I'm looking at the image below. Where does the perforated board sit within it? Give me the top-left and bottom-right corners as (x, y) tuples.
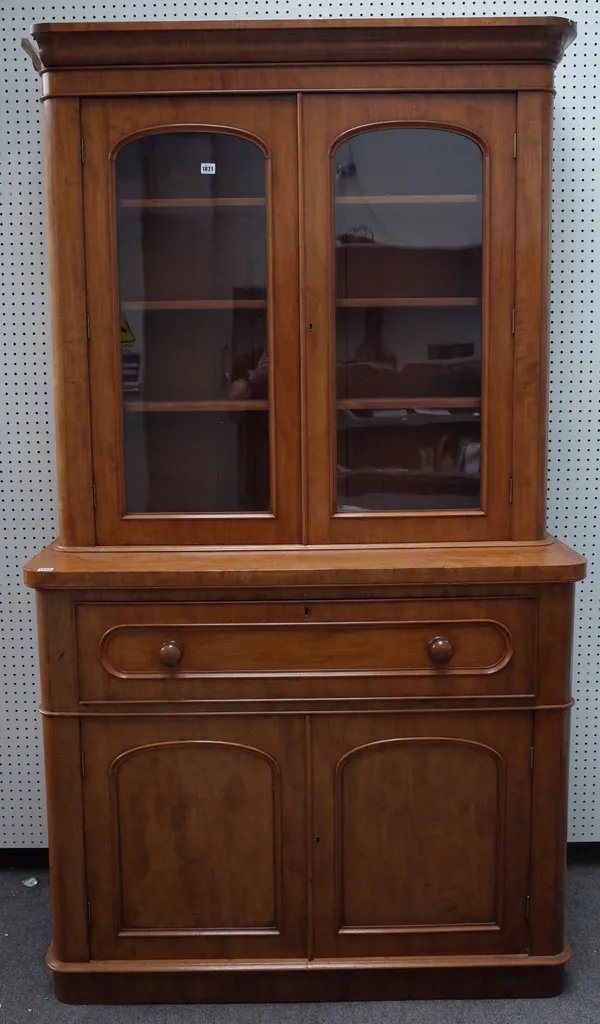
(0, 0), (596, 845)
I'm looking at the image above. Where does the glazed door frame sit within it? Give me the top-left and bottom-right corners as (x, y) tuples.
(81, 715), (307, 960)
(82, 96), (301, 545)
(311, 711), (533, 958)
(302, 93), (516, 544)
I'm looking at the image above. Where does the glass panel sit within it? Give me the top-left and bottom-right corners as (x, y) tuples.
(337, 408), (481, 512)
(124, 410), (269, 514)
(334, 128), (483, 512)
(116, 132), (270, 514)
(336, 307), (481, 400)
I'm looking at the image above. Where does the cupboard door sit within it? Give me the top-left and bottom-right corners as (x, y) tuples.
(311, 712), (532, 958)
(82, 97), (301, 544)
(303, 94), (515, 543)
(82, 716), (307, 960)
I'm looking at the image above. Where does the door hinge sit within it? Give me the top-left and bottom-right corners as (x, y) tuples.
(80, 137), (85, 164)
(525, 894), (531, 921)
(80, 752), (86, 779)
(86, 312), (91, 341)
(92, 484), (97, 509)
(511, 308), (516, 335)
(513, 133), (517, 159)
(87, 900), (92, 926)
(530, 746), (535, 772)
(508, 475), (514, 504)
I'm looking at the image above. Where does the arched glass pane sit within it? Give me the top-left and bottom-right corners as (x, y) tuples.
(116, 132), (270, 514)
(334, 128), (483, 513)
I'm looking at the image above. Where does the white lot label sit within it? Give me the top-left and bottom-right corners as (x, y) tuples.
(201, 163), (216, 174)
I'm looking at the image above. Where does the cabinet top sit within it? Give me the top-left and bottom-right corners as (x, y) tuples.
(24, 538), (586, 590)
(31, 17), (576, 70)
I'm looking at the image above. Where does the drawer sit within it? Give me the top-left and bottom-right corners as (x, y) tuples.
(75, 598), (537, 703)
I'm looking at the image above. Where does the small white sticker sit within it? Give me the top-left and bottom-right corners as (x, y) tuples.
(36, 567), (54, 572)
(201, 163), (216, 175)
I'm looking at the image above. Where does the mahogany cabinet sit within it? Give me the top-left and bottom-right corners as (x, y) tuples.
(24, 16), (585, 1004)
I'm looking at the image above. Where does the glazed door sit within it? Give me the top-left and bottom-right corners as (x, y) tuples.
(311, 712), (532, 957)
(81, 716), (307, 960)
(303, 95), (516, 543)
(82, 97), (301, 544)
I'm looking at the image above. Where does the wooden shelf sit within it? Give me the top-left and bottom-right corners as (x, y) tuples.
(338, 468), (481, 495)
(337, 397), (481, 410)
(121, 300), (266, 311)
(120, 197), (266, 209)
(335, 194), (480, 205)
(123, 400), (269, 413)
(337, 297), (481, 308)
(339, 469), (479, 481)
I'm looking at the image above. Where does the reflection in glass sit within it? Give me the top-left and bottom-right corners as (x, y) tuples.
(337, 408), (481, 512)
(124, 410), (270, 514)
(334, 128), (483, 512)
(116, 132), (270, 514)
(336, 307), (481, 400)
(119, 309), (268, 403)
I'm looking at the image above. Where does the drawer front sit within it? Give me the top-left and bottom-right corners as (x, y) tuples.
(76, 598), (536, 702)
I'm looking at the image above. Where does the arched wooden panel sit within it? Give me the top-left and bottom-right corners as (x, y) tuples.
(81, 716), (307, 961)
(312, 713), (532, 958)
(336, 737), (503, 931)
(110, 740), (281, 933)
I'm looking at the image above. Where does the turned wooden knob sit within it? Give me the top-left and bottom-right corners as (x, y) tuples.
(158, 640), (183, 668)
(427, 636), (454, 664)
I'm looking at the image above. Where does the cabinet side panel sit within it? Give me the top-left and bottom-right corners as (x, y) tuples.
(529, 709), (570, 955)
(512, 91), (553, 540)
(42, 715), (89, 962)
(44, 98), (95, 545)
(36, 591), (79, 712)
(37, 592), (89, 960)
(529, 585), (573, 953)
(536, 583), (575, 706)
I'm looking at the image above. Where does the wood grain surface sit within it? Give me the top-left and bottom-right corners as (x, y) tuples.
(26, 16), (581, 1005)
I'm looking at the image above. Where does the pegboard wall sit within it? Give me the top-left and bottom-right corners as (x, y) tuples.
(0, 1), (597, 846)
